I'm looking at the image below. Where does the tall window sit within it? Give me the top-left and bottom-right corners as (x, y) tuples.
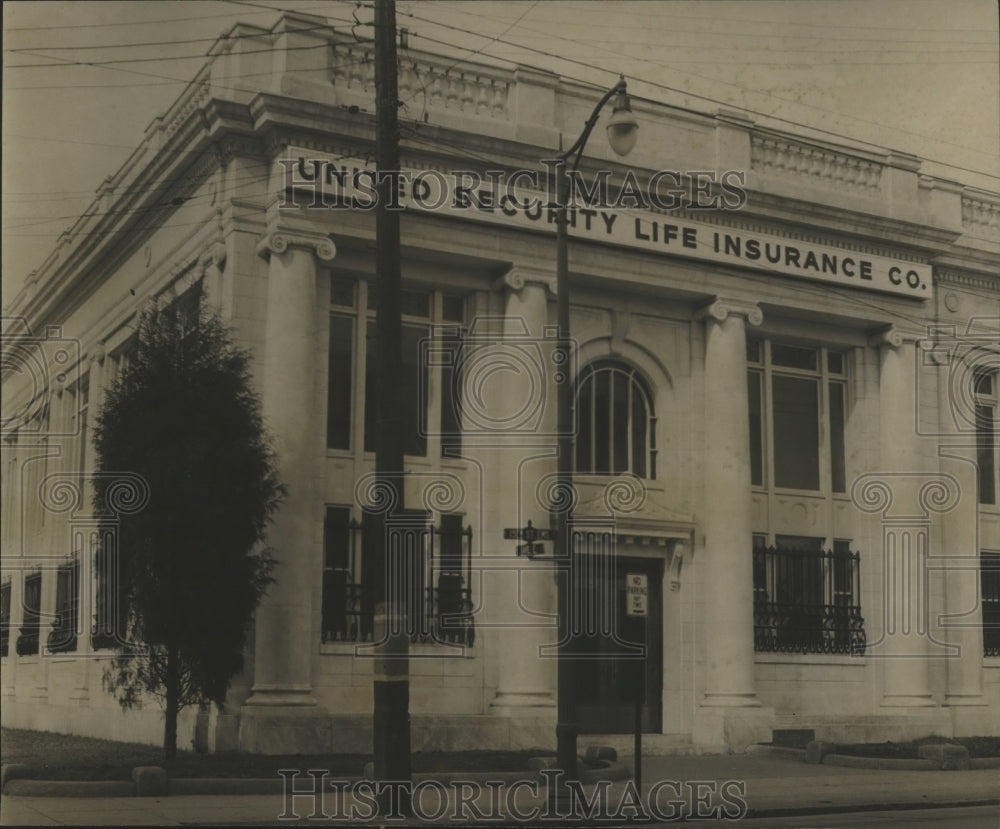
(48, 560), (79, 653)
(92, 531), (125, 650)
(0, 581), (11, 658)
(575, 361), (656, 478)
(748, 341), (846, 492)
(320, 508), (474, 646)
(16, 573), (42, 657)
(752, 534), (865, 655)
(975, 370), (998, 505)
(982, 552), (1000, 658)
(75, 379), (89, 471)
(326, 276), (464, 455)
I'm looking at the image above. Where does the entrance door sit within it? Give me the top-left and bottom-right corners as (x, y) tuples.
(575, 555), (663, 733)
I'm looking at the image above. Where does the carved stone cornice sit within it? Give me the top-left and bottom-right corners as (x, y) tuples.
(695, 297), (763, 327)
(492, 265), (556, 295)
(255, 231), (337, 262)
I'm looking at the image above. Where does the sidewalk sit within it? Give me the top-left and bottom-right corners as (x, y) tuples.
(1, 752), (997, 825)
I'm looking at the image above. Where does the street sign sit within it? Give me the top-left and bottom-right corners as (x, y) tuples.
(516, 542), (545, 558)
(626, 572), (648, 617)
(503, 519), (556, 543)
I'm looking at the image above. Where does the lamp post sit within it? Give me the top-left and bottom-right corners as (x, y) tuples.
(552, 77), (638, 791)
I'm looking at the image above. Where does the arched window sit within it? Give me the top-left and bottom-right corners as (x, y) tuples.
(575, 361), (656, 478)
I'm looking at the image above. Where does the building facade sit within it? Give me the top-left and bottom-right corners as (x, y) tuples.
(2, 12), (999, 754)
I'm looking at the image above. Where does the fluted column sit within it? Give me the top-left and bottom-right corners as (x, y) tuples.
(699, 298), (762, 708)
(245, 231), (335, 707)
(487, 268), (559, 718)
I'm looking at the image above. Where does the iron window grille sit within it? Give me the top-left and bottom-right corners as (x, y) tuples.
(321, 509), (475, 646)
(16, 573), (42, 657)
(48, 559), (80, 654)
(92, 529), (125, 650)
(0, 581), (11, 658)
(982, 552), (1000, 657)
(753, 542), (866, 655)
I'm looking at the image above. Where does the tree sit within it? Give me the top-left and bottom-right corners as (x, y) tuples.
(93, 292), (284, 761)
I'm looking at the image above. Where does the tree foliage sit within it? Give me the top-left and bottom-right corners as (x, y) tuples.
(92, 292), (283, 760)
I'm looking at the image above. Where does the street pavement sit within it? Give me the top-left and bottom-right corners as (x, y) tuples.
(1, 752), (997, 826)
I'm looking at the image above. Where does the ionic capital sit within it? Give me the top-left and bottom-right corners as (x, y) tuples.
(696, 298), (763, 327)
(492, 265), (556, 296)
(868, 325), (905, 349)
(255, 231), (336, 262)
(199, 241), (227, 273)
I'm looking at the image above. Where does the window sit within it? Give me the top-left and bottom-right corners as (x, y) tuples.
(753, 535), (865, 655)
(47, 561), (79, 653)
(575, 361), (656, 478)
(326, 276), (464, 456)
(983, 552), (1000, 657)
(0, 582), (10, 658)
(16, 573), (42, 656)
(975, 370), (998, 505)
(748, 341), (846, 492)
(92, 532), (126, 650)
(321, 507), (370, 643)
(320, 508), (474, 646)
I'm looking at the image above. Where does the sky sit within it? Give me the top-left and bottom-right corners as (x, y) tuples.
(3, 0), (999, 305)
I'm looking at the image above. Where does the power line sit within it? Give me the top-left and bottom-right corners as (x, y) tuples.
(2, 2), (332, 32)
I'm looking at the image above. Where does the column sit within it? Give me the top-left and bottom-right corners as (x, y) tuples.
(940, 449), (985, 708)
(486, 268), (559, 720)
(858, 331), (943, 706)
(198, 242), (228, 318)
(244, 230), (335, 708)
(698, 298), (762, 709)
(934, 339), (985, 710)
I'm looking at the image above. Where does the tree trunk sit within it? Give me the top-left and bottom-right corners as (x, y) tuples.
(164, 643), (179, 763)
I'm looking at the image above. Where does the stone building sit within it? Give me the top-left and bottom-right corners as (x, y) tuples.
(2, 12), (999, 754)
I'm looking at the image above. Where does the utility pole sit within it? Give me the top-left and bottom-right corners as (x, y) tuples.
(372, 0), (410, 814)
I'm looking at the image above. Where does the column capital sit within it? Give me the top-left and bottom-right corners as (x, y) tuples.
(696, 297), (763, 327)
(255, 230), (336, 262)
(199, 241), (227, 273)
(868, 325), (905, 349)
(89, 342), (106, 367)
(492, 265), (556, 296)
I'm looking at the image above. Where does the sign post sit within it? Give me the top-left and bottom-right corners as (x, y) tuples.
(625, 572), (648, 796)
(503, 520), (556, 560)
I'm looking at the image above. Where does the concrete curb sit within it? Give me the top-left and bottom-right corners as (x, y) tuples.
(4, 779), (136, 798)
(1, 763), (632, 798)
(744, 799), (1000, 820)
(822, 754), (1000, 771)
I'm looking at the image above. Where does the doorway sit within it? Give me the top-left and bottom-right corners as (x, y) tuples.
(574, 555), (663, 733)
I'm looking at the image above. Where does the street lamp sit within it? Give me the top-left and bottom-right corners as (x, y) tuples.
(552, 76), (638, 790)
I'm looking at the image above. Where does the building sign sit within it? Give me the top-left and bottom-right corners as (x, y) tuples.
(278, 152), (931, 300)
(626, 573), (648, 618)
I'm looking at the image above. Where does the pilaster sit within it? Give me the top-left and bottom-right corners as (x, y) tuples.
(244, 229), (335, 711)
(486, 265), (558, 720)
(696, 298), (763, 709)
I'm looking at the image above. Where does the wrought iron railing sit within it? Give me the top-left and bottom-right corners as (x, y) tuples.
(321, 515), (475, 647)
(753, 545), (866, 656)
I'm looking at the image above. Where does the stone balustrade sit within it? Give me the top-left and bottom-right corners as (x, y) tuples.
(751, 134), (883, 193)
